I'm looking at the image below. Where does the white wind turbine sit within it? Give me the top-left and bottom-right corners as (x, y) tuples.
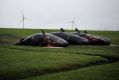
(69, 17), (76, 30)
(19, 10), (31, 29)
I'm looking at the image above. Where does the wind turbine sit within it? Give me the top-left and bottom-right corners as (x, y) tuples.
(70, 17), (76, 30)
(19, 10), (31, 29)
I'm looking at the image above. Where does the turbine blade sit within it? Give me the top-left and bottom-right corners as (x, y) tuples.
(74, 22), (77, 26)
(24, 18), (32, 21)
(18, 19), (23, 25)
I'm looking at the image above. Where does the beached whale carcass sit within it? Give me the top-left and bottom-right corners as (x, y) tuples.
(71, 28), (111, 45)
(51, 28), (89, 45)
(16, 32), (69, 47)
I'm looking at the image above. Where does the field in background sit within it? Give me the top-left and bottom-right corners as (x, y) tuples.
(0, 28), (119, 45)
(0, 28), (119, 80)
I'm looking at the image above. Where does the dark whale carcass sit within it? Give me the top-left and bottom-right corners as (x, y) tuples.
(51, 28), (89, 45)
(72, 28), (111, 45)
(16, 33), (69, 47)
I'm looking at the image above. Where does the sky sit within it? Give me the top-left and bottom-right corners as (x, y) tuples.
(0, 0), (119, 30)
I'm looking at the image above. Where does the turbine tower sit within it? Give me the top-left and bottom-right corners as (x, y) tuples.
(70, 17), (76, 30)
(19, 10), (31, 29)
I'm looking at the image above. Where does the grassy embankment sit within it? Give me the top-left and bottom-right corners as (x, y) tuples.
(0, 28), (119, 80)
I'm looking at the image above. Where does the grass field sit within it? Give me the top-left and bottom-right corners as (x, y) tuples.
(0, 28), (119, 80)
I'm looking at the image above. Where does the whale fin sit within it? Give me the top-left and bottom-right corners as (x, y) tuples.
(60, 28), (65, 32)
(75, 28), (80, 33)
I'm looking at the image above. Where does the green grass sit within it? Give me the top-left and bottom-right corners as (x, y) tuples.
(0, 46), (108, 79)
(0, 28), (119, 80)
(0, 28), (119, 44)
(22, 61), (119, 80)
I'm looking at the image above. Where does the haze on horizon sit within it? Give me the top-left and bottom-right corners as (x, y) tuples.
(0, 0), (119, 31)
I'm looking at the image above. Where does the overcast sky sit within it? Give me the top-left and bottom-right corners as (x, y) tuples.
(0, 0), (119, 30)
